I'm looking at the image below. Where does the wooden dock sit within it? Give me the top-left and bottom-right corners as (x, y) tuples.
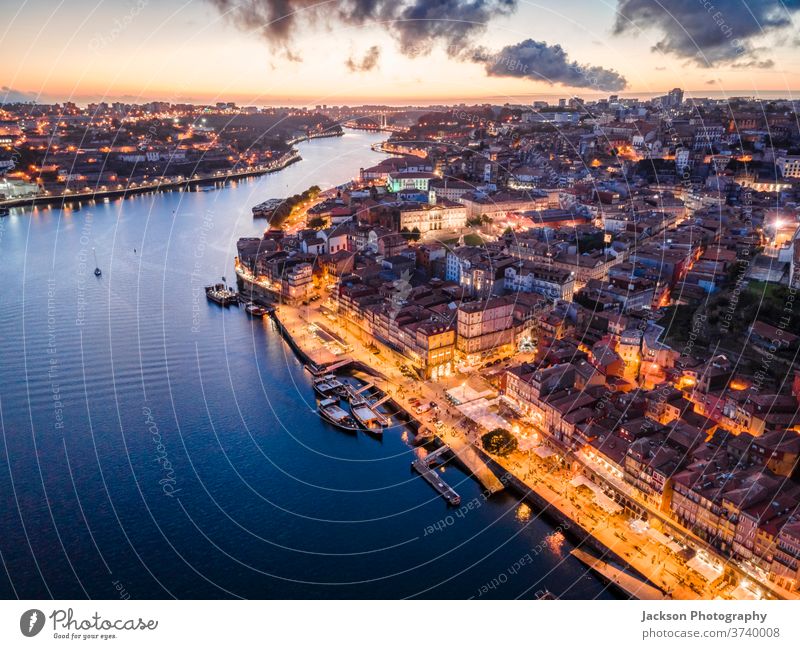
(571, 548), (667, 600)
(317, 357), (353, 375)
(355, 382), (375, 394)
(412, 446), (461, 506)
(371, 393), (392, 408)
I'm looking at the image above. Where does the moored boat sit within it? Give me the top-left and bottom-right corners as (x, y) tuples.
(245, 302), (268, 316)
(318, 398), (358, 430)
(313, 377), (337, 398)
(321, 374), (348, 396)
(351, 403), (384, 432)
(313, 374), (346, 398)
(205, 283), (239, 306)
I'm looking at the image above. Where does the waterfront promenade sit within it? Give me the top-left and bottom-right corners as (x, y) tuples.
(270, 303), (506, 494)
(0, 152), (302, 210)
(266, 297), (785, 600)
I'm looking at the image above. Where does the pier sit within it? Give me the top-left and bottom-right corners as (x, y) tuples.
(371, 393), (392, 408)
(412, 445), (461, 506)
(319, 358), (354, 374)
(571, 548), (667, 600)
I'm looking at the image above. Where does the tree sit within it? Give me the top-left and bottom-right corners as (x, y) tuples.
(481, 428), (518, 456)
(307, 216), (326, 229)
(401, 226), (421, 242)
(466, 215), (483, 227)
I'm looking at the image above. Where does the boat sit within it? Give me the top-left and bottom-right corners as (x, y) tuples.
(252, 198), (284, 219)
(319, 374), (348, 396)
(245, 303), (268, 317)
(318, 398), (358, 430)
(313, 379), (337, 398)
(205, 283), (239, 306)
(535, 589), (557, 600)
(351, 403), (384, 432)
(93, 247), (102, 277)
(345, 384), (367, 407)
(313, 375), (346, 398)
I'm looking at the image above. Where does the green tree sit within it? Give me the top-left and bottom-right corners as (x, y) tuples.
(481, 428), (518, 456)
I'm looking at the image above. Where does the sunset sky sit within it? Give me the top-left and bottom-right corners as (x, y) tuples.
(3, 0), (800, 106)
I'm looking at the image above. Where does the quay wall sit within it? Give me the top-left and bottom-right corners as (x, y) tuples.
(2, 153), (302, 211)
(266, 302), (640, 580)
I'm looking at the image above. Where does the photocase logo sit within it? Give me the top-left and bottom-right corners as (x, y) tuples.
(20, 609), (45, 637)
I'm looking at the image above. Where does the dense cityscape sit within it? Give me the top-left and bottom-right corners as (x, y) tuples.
(4, 85), (800, 605)
(226, 89), (800, 599)
(6, 5), (800, 640)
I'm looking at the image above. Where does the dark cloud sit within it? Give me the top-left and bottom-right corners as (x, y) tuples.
(206, 0), (621, 90)
(731, 58), (775, 69)
(614, 0), (800, 66)
(390, 0), (516, 57)
(471, 39), (627, 91)
(206, 0), (516, 58)
(345, 45), (381, 72)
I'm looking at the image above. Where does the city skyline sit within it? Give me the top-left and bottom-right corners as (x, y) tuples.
(3, 0), (800, 105)
(5, 0), (800, 623)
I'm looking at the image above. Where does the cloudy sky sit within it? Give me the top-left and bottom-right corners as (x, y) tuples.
(2, 0), (800, 105)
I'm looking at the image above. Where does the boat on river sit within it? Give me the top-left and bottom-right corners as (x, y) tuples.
(245, 302), (268, 317)
(318, 398), (358, 430)
(205, 283), (239, 306)
(313, 374), (347, 398)
(351, 403), (384, 432)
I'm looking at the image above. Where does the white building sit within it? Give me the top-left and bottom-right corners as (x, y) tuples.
(399, 202), (466, 234)
(777, 156), (800, 179)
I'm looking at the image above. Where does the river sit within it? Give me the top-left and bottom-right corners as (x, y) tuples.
(0, 129), (613, 599)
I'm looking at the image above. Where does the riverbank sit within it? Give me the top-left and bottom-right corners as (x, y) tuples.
(266, 299), (657, 591)
(264, 301), (506, 494)
(286, 128), (344, 146)
(5, 126), (581, 600)
(256, 293), (793, 600)
(0, 151), (302, 211)
(370, 141), (428, 158)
